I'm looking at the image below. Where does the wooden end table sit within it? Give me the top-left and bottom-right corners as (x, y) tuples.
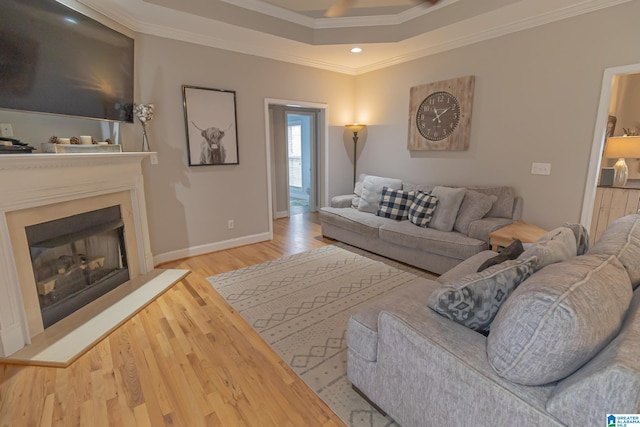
(489, 221), (547, 252)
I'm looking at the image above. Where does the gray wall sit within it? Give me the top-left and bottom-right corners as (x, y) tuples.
(4, 1), (640, 261)
(352, 1), (640, 230)
(135, 34), (354, 259)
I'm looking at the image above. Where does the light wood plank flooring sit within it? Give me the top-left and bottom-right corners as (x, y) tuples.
(0, 213), (346, 427)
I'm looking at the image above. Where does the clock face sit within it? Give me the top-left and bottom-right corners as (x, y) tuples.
(416, 91), (461, 141)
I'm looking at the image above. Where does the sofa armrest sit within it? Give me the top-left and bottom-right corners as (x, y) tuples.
(467, 217), (515, 243)
(373, 310), (557, 426)
(436, 250), (497, 285)
(331, 194), (354, 208)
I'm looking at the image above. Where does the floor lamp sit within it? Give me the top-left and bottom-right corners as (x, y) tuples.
(345, 124), (366, 186)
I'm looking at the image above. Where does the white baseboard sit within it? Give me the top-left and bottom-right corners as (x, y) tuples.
(153, 232), (272, 266)
(274, 211), (289, 219)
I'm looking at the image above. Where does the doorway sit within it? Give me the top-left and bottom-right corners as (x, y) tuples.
(581, 63), (640, 231)
(286, 111), (317, 215)
(266, 101), (326, 224)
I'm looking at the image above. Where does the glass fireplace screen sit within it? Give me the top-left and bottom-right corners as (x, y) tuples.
(26, 206), (130, 329)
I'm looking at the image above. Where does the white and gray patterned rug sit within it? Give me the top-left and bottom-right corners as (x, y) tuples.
(208, 244), (435, 427)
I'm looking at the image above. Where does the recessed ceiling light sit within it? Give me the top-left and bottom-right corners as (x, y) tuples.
(350, 47), (362, 53)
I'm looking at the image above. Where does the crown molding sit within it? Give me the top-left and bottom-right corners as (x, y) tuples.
(76, 0), (634, 76)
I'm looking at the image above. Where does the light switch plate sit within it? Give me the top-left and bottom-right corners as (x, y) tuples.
(531, 162), (551, 175)
(0, 124), (14, 137)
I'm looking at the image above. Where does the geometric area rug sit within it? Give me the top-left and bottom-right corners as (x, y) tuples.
(207, 244), (436, 427)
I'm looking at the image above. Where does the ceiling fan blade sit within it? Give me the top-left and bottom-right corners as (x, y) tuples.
(325, 0), (355, 18)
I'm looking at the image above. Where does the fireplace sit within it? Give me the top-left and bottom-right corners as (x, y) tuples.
(0, 153), (155, 357)
(27, 206), (130, 329)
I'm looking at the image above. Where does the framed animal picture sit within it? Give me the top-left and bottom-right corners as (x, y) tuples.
(182, 85), (239, 166)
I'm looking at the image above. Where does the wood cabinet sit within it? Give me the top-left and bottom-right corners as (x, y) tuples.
(590, 187), (640, 243)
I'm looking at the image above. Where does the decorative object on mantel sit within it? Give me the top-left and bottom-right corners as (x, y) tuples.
(407, 75), (475, 151)
(604, 136), (640, 186)
(133, 103), (155, 152)
(40, 143), (122, 153)
(345, 123), (366, 186)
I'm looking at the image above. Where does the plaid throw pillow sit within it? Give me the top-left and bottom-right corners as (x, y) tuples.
(376, 187), (415, 220)
(408, 192), (439, 227)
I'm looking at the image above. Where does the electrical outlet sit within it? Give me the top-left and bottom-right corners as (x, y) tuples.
(0, 124), (13, 137)
(227, 219), (235, 230)
(531, 162), (551, 175)
(150, 153), (158, 165)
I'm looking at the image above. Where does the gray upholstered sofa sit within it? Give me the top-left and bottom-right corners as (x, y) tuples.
(347, 214), (640, 427)
(320, 174), (522, 274)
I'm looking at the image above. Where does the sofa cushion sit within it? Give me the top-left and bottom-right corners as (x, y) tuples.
(453, 190), (497, 235)
(379, 220), (487, 260)
(319, 207), (396, 238)
(589, 214), (640, 287)
(347, 279), (439, 362)
(429, 186), (466, 232)
(467, 186), (515, 219)
(358, 175), (403, 214)
(408, 191), (438, 227)
(545, 290), (640, 427)
(376, 187), (415, 220)
(477, 239), (524, 272)
(488, 254), (633, 386)
(518, 227), (577, 271)
(427, 256), (536, 333)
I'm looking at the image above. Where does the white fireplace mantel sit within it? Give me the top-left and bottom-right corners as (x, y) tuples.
(0, 152), (155, 357)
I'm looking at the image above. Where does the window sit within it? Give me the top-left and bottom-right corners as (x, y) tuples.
(288, 122), (302, 188)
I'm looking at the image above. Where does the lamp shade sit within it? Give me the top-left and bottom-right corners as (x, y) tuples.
(604, 136), (640, 159)
(345, 124), (366, 133)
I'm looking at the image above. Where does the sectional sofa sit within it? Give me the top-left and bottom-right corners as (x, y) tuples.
(346, 215), (640, 426)
(320, 174), (522, 274)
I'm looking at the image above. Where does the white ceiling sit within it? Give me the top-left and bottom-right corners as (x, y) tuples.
(74, 0), (631, 75)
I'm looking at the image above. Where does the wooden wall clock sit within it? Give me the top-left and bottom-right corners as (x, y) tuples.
(407, 75), (475, 151)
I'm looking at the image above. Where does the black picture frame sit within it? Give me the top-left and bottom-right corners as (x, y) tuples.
(182, 85), (239, 166)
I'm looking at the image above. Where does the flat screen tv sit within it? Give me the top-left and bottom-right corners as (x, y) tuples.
(0, 0), (134, 122)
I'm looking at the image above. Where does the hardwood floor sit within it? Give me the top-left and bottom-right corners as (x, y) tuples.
(0, 213), (346, 427)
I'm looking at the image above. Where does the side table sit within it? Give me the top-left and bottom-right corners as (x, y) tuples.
(489, 221), (547, 252)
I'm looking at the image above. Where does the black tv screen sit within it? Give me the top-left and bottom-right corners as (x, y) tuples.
(0, 0), (134, 122)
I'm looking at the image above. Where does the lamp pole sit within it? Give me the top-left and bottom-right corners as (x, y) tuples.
(345, 124), (366, 187)
(352, 131), (359, 186)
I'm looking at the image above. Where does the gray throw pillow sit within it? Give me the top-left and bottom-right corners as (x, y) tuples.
(453, 190), (498, 235)
(428, 186), (466, 232)
(518, 227), (577, 271)
(351, 173), (368, 209)
(427, 256), (537, 333)
(588, 214), (640, 286)
(358, 175), (402, 214)
(488, 254), (633, 385)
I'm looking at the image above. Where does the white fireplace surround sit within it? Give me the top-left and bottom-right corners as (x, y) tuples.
(0, 153), (154, 357)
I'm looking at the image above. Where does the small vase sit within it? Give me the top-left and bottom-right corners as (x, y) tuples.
(141, 125), (150, 152)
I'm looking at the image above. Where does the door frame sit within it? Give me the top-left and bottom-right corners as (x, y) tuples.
(264, 98), (328, 237)
(580, 62), (640, 228)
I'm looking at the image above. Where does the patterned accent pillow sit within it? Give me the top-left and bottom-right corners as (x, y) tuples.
(427, 256), (537, 333)
(408, 192), (439, 227)
(376, 187), (415, 220)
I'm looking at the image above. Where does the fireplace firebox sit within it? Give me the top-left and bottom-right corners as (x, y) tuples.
(26, 206), (130, 329)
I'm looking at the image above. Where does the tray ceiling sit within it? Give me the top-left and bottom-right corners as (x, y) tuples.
(74, 0), (631, 75)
